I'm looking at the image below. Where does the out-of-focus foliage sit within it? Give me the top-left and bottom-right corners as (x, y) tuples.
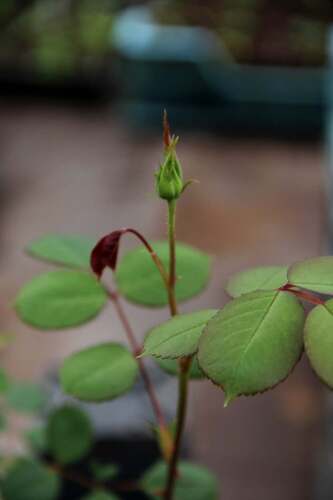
(0, 363), (122, 499)
(153, 0), (333, 66)
(0, 0), (332, 77)
(0, 0), (120, 78)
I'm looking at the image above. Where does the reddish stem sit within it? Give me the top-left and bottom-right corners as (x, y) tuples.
(279, 284), (325, 305)
(125, 228), (170, 288)
(109, 290), (168, 432)
(125, 228), (176, 315)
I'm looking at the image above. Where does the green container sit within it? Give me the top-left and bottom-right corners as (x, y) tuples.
(113, 5), (326, 138)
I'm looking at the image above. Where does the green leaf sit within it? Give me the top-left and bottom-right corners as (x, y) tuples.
(90, 461), (119, 481)
(1, 458), (60, 500)
(304, 299), (333, 388)
(198, 290), (304, 405)
(27, 234), (96, 269)
(288, 256), (333, 293)
(155, 357), (205, 379)
(142, 310), (218, 359)
(81, 491), (120, 500)
(60, 343), (139, 402)
(25, 426), (48, 454)
(141, 461), (219, 500)
(0, 368), (9, 393)
(226, 265), (288, 298)
(6, 382), (47, 413)
(47, 405), (93, 465)
(0, 414), (7, 432)
(15, 270), (107, 329)
(115, 241), (211, 307)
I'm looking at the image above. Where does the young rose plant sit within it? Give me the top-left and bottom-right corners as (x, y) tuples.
(11, 115), (333, 500)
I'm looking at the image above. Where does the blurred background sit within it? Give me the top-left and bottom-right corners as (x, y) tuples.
(1, 0), (333, 499)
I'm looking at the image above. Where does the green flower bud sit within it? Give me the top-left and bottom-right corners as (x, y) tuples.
(156, 139), (184, 201)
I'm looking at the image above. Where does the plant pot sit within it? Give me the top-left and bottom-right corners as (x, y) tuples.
(113, 4), (326, 138)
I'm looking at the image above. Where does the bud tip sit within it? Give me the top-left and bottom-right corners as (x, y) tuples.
(163, 110), (171, 148)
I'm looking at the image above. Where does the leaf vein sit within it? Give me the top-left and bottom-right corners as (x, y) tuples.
(228, 292), (278, 393)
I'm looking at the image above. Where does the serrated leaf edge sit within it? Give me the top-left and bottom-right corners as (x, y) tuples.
(197, 291), (305, 406)
(142, 310), (218, 360)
